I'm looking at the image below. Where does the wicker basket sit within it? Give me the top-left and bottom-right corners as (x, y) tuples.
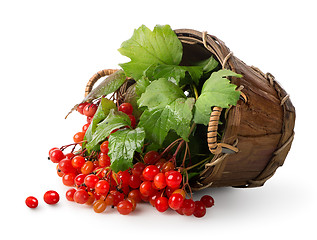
(84, 29), (296, 190)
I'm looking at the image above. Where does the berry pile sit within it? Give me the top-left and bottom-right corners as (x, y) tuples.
(48, 101), (214, 217)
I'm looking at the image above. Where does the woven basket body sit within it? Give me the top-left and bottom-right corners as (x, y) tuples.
(174, 29), (295, 189)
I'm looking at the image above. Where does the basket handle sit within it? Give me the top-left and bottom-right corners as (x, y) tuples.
(84, 69), (119, 96)
(207, 107), (240, 154)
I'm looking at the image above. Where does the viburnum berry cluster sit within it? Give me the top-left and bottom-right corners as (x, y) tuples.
(48, 101), (214, 217)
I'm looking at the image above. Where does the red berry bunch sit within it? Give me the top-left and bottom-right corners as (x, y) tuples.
(47, 101), (214, 217)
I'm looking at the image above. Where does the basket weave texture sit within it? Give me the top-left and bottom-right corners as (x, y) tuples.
(174, 29), (295, 189)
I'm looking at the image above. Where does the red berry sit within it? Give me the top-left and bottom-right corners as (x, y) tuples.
(118, 103), (133, 115)
(111, 191), (125, 206)
(73, 132), (85, 143)
(117, 200), (133, 215)
(100, 141), (109, 154)
(155, 196), (169, 212)
(62, 173), (76, 186)
(81, 161), (94, 175)
(165, 171), (182, 189)
(74, 173), (86, 186)
(43, 190), (60, 205)
(71, 156), (86, 169)
(74, 189), (89, 204)
(132, 162), (145, 176)
(77, 102), (88, 114)
(25, 196), (38, 208)
(117, 170), (130, 186)
(49, 148), (65, 163)
(129, 174), (141, 189)
(95, 180), (110, 195)
(66, 188), (76, 201)
(58, 159), (76, 174)
(142, 165), (159, 181)
(182, 199), (195, 216)
(84, 174), (99, 189)
(83, 103), (97, 117)
(65, 152), (75, 159)
(128, 190), (142, 203)
(98, 153), (111, 167)
(153, 173), (167, 189)
(93, 200), (107, 213)
(82, 123), (90, 132)
(144, 151), (160, 164)
(200, 195), (214, 208)
(139, 181), (154, 197)
(168, 193), (184, 210)
(193, 201), (206, 218)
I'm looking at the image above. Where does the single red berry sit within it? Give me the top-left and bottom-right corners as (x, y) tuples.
(43, 190), (60, 205)
(81, 161), (94, 175)
(132, 162), (145, 176)
(142, 165), (159, 181)
(128, 189), (142, 203)
(153, 173), (167, 189)
(87, 116), (93, 124)
(95, 180), (110, 195)
(25, 196), (38, 208)
(165, 171), (182, 189)
(62, 173), (76, 186)
(155, 196), (169, 212)
(200, 195), (214, 208)
(49, 148), (65, 163)
(84, 174), (99, 189)
(118, 102), (133, 115)
(71, 156), (86, 169)
(128, 115), (136, 128)
(193, 201), (206, 218)
(168, 193), (184, 210)
(100, 141), (109, 154)
(66, 188), (76, 201)
(139, 181), (154, 197)
(117, 200), (133, 215)
(74, 189), (89, 204)
(74, 173), (86, 186)
(98, 153), (111, 167)
(73, 132), (85, 143)
(129, 174), (141, 189)
(162, 161), (175, 173)
(83, 103), (97, 117)
(82, 123), (90, 132)
(58, 159), (76, 174)
(144, 151), (160, 164)
(182, 199), (195, 216)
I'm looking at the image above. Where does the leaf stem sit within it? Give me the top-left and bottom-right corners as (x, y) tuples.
(183, 155), (213, 171)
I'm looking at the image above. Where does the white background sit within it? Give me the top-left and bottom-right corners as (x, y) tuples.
(0, 0), (316, 239)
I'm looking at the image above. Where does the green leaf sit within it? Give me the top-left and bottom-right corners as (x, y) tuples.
(118, 25), (183, 80)
(139, 97), (195, 145)
(86, 109), (131, 151)
(194, 69), (242, 125)
(84, 98), (116, 143)
(109, 127), (145, 172)
(135, 76), (150, 97)
(137, 78), (186, 110)
(194, 56), (219, 73)
(83, 70), (126, 102)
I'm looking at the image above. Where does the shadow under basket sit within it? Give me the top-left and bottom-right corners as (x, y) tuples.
(85, 29), (296, 191)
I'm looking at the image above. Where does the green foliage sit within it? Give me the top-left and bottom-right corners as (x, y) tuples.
(108, 127), (145, 172)
(194, 69), (242, 125)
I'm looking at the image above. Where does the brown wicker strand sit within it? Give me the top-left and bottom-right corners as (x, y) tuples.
(84, 69), (118, 97)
